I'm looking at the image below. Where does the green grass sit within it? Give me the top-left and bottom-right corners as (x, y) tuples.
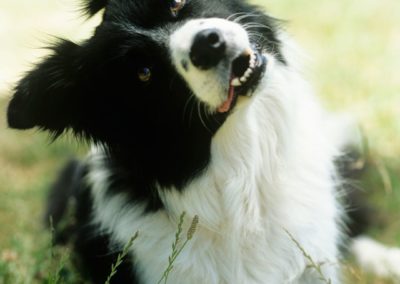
(105, 232), (139, 284)
(1, 0), (399, 283)
(158, 213), (199, 284)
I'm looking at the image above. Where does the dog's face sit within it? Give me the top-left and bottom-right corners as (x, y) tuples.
(7, 0), (284, 187)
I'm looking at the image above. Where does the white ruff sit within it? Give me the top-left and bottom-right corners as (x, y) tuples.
(87, 25), (344, 283)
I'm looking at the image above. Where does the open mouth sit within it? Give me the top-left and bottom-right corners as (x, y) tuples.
(217, 48), (267, 113)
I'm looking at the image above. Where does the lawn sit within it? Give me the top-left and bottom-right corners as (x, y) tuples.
(1, 0), (399, 283)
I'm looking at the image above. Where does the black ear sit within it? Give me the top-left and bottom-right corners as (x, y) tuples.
(7, 40), (83, 134)
(82, 0), (108, 16)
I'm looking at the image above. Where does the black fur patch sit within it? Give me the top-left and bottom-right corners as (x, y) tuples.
(8, 0), (285, 281)
(8, 0), (284, 192)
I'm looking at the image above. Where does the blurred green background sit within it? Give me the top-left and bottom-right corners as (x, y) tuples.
(0, 0), (399, 283)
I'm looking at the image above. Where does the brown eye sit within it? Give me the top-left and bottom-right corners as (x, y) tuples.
(138, 67), (151, 82)
(170, 0), (185, 17)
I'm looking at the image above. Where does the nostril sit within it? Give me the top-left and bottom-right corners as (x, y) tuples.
(207, 32), (221, 47)
(190, 28), (226, 70)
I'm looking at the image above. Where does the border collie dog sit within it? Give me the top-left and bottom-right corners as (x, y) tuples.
(7, 0), (346, 283)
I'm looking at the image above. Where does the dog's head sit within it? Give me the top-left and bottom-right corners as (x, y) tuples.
(7, 0), (285, 184)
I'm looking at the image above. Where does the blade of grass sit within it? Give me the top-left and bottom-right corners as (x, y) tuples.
(104, 231), (139, 284)
(158, 213), (199, 284)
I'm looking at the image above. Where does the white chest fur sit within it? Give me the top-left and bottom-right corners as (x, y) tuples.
(87, 56), (342, 284)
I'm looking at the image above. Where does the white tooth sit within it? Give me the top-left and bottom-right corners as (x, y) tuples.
(231, 78), (242, 86)
(250, 53), (256, 64)
(250, 57), (256, 66)
(244, 68), (253, 77)
(239, 76), (247, 83)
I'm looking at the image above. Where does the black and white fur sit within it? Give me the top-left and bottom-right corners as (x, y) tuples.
(8, 0), (397, 283)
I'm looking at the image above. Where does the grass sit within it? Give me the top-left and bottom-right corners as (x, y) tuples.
(285, 229), (333, 284)
(158, 212), (199, 284)
(105, 232), (139, 284)
(0, 0), (399, 283)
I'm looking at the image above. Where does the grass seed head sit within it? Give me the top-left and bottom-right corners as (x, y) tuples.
(187, 215), (199, 240)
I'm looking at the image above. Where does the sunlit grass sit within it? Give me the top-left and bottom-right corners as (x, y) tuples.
(257, 0), (400, 157)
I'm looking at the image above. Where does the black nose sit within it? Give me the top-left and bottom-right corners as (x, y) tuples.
(190, 29), (226, 70)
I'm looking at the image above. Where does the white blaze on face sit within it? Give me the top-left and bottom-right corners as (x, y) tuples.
(169, 18), (250, 111)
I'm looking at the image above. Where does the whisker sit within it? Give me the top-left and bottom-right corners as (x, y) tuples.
(189, 98), (196, 128)
(241, 22), (273, 32)
(203, 104), (214, 127)
(232, 13), (261, 24)
(183, 94), (196, 127)
(226, 12), (249, 22)
(197, 101), (212, 134)
(206, 104), (222, 126)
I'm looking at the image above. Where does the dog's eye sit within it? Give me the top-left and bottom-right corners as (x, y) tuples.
(138, 67), (152, 82)
(170, 0), (185, 17)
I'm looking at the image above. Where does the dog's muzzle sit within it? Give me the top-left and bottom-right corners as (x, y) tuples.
(170, 18), (267, 113)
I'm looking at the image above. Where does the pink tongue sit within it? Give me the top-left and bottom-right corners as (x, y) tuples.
(217, 84), (235, 113)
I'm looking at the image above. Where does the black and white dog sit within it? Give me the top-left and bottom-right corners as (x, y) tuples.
(8, 0), (395, 283)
